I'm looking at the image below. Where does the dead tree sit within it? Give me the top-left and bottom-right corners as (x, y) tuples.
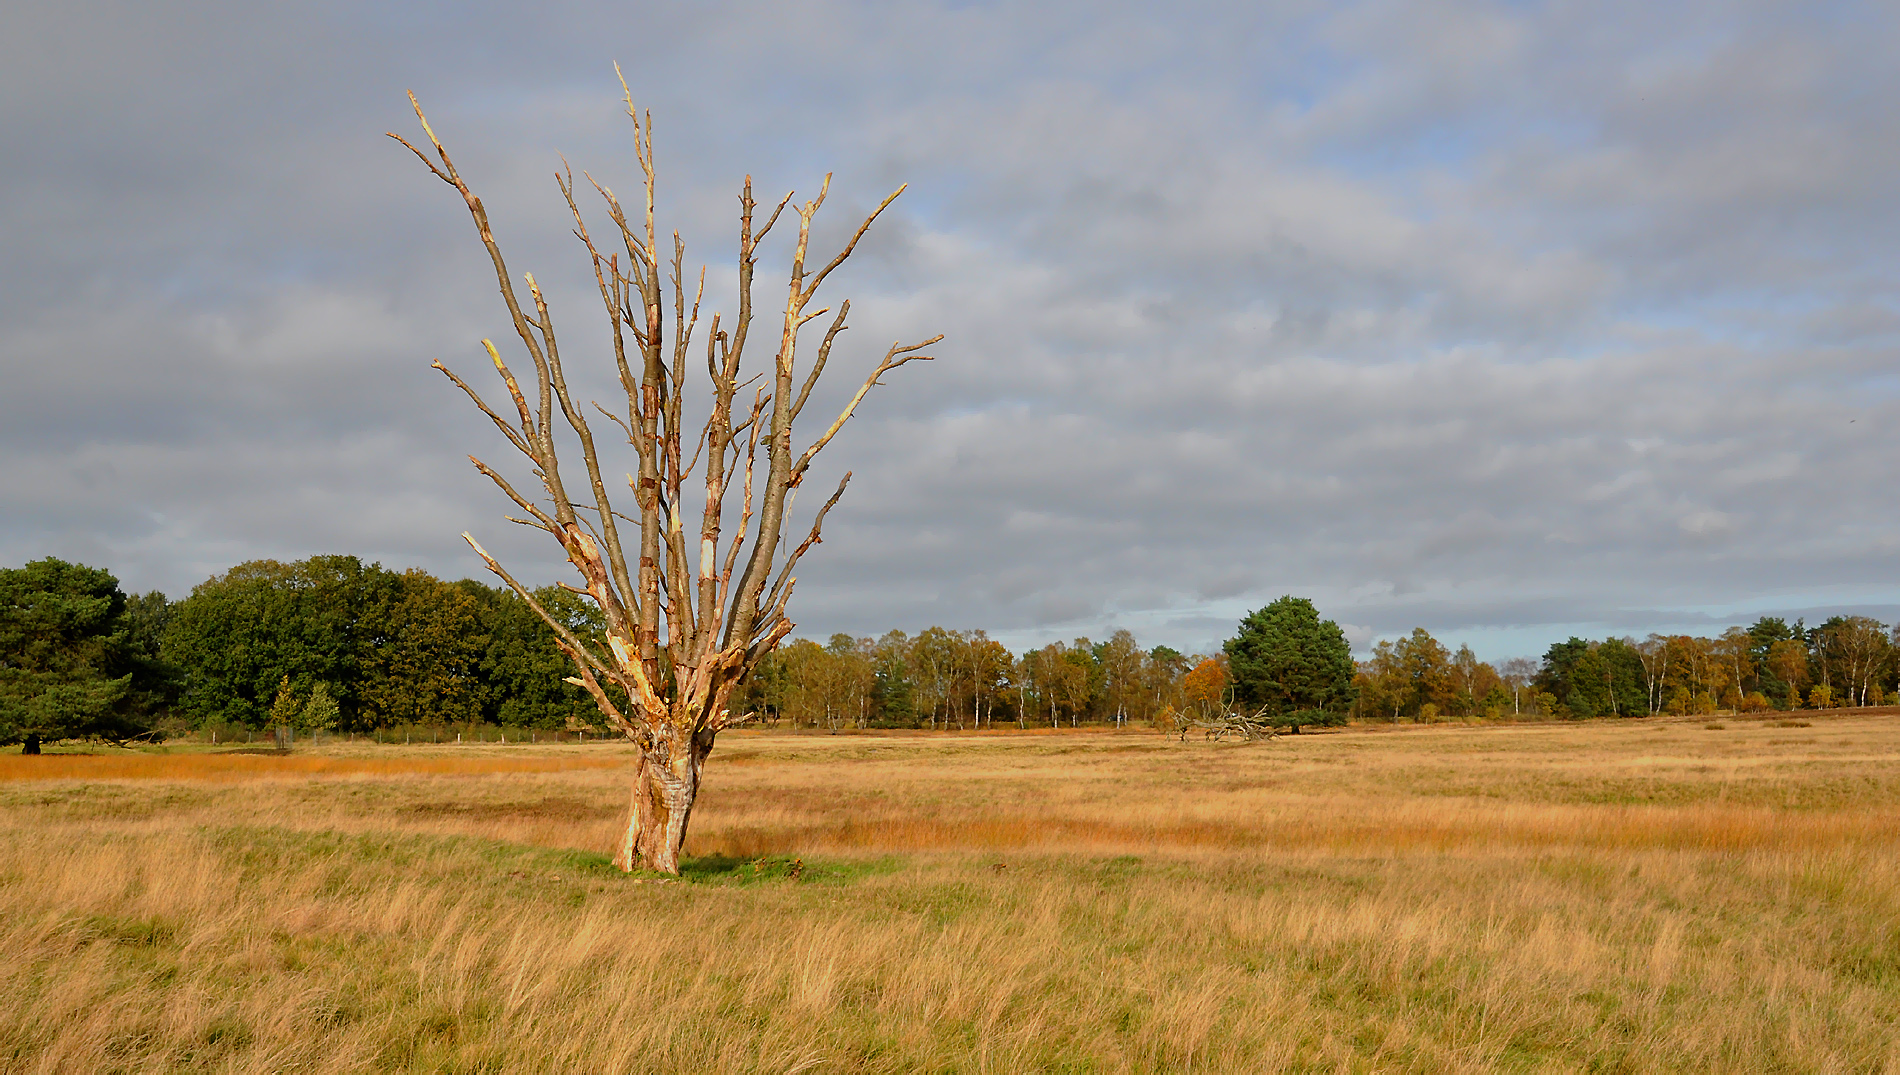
(392, 80), (940, 874)
(1178, 708), (1281, 743)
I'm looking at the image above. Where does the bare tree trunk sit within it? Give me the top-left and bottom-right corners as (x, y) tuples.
(616, 726), (712, 873)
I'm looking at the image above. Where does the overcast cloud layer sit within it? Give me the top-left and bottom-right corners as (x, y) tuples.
(3, 0), (1896, 659)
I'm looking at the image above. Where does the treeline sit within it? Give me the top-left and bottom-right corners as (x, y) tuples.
(1353, 617), (1899, 720)
(735, 611), (1900, 728)
(163, 556), (610, 733)
(737, 628), (1187, 730)
(4, 557), (1341, 740)
(6, 553), (1899, 745)
(739, 596), (1358, 731)
(0, 555), (599, 743)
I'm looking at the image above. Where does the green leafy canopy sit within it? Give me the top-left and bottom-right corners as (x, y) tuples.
(1223, 596), (1357, 717)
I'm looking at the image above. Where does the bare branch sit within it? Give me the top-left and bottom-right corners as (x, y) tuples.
(717, 387), (768, 634)
(396, 94), (572, 528)
(526, 270), (639, 640)
(683, 426), (709, 487)
(386, 132), (452, 185)
(593, 401), (635, 443)
(559, 651), (633, 737)
(802, 184), (906, 299)
(790, 300), (849, 422)
(478, 339), (537, 435)
(432, 359), (533, 459)
(759, 472), (851, 638)
(791, 335), (942, 483)
(467, 456), (558, 532)
(755, 187), (794, 246)
(463, 533), (611, 676)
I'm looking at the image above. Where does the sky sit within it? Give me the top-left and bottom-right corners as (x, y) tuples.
(3, 0), (1896, 661)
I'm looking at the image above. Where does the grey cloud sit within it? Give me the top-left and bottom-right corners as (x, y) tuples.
(3, 0), (1896, 664)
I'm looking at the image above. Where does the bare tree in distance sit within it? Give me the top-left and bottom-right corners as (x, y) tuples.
(391, 76), (941, 874)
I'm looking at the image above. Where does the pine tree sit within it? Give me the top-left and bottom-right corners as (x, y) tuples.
(1224, 597), (1356, 721)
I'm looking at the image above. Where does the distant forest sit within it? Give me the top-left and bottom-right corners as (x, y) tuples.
(2, 554), (1895, 745)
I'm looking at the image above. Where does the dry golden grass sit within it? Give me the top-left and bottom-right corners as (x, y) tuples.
(5, 715), (1900, 1072)
(0, 751), (627, 783)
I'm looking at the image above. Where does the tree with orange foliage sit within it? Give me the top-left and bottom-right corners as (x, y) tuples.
(1181, 657), (1230, 721)
(1766, 638), (1811, 707)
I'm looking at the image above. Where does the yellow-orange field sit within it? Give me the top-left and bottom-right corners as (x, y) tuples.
(0, 751), (629, 783)
(5, 715), (1900, 1072)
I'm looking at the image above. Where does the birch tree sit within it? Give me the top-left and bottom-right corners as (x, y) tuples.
(1816, 616), (1888, 707)
(1098, 629), (1142, 727)
(1633, 637), (1666, 715)
(969, 632), (1011, 728)
(394, 84), (939, 873)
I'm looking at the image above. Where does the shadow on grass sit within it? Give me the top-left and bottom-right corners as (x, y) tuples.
(672, 852), (906, 887)
(202, 823), (904, 890)
(545, 848), (907, 887)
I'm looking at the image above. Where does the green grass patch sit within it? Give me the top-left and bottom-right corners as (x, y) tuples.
(675, 852), (906, 887)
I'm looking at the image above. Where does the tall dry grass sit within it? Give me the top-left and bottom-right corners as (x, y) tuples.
(0, 750), (630, 783)
(4, 716), (1900, 1071)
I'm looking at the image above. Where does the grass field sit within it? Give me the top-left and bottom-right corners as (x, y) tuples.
(5, 715), (1900, 1072)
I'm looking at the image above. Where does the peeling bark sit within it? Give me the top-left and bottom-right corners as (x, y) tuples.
(616, 725), (712, 874)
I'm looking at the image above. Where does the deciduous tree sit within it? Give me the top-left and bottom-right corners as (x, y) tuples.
(1180, 657), (1229, 721)
(1497, 656), (1538, 716)
(360, 571), (489, 727)
(480, 586), (606, 730)
(163, 556), (399, 728)
(1145, 645), (1189, 724)
(1814, 616), (1889, 707)
(1766, 638), (1811, 706)
(969, 632), (1012, 728)
(1395, 628), (1452, 718)
(302, 682), (340, 733)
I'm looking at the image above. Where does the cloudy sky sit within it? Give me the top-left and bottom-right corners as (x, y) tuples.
(3, 0), (1896, 659)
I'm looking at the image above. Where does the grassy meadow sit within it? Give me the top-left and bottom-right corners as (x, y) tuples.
(5, 714), (1900, 1072)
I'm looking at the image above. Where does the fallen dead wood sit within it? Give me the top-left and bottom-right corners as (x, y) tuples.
(1177, 708), (1281, 743)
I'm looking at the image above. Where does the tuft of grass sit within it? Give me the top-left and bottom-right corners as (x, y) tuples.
(78, 914), (177, 948)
